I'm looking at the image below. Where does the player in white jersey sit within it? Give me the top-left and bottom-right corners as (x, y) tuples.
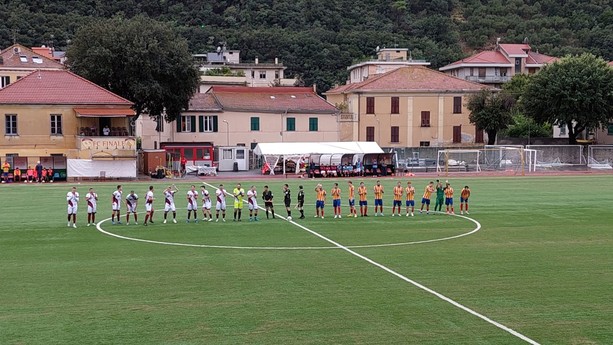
(111, 185), (123, 225)
(67, 186), (79, 228)
(163, 184), (178, 224)
(186, 185), (199, 223)
(200, 185), (213, 222)
(143, 185), (155, 226)
(125, 190), (139, 225)
(85, 187), (98, 226)
(247, 185), (259, 221)
(215, 184), (227, 222)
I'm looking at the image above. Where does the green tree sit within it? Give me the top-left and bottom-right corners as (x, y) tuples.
(522, 53), (613, 144)
(467, 89), (515, 145)
(503, 114), (552, 139)
(66, 15), (200, 123)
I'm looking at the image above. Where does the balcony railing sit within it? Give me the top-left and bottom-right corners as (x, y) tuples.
(465, 76), (511, 83)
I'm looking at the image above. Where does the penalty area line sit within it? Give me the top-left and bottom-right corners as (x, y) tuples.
(200, 182), (540, 344)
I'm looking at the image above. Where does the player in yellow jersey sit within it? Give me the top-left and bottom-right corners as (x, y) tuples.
(358, 181), (368, 217)
(373, 180), (384, 216)
(460, 185), (471, 215)
(315, 184), (327, 218)
(347, 181), (357, 218)
(419, 181), (435, 214)
(233, 183), (245, 221)
(405, 181), (416, 216)
(331, 182), (342, 219)
(444, 181), (454, 214)
(392, 181), (404, 216)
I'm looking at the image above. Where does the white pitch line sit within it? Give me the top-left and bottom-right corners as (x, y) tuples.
(200, 182), (541, 344)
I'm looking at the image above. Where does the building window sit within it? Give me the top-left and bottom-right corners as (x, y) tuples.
(366, 126), (375, 142)
(391, 97), (399, 114)
(250, 117), (260, 131)
(453, 96), (462, 114)
(475, 128), (484, 143)
(200, 115), (218, 132)
(478, 68), (486, 78)
(251, 71), (255, 78)
(286, 117), (295, 131)
(50, 114), (62, 135)
(0, 76), (9, 88)
(420, 141), (430, 147)
(275, 71), (280, 79)
(500, 68), (508, 77)
(259, 71), (266, 79)
(179, 115), (196, 132)
(420, 111), (430, 127)
(309, 117), (318, 131)
(5, 114), (17, 135)
(559, 124), (567, 136)
(391, 126), (399, 143)
(608, 124), (613, 135)
(453, 125), (462, 143)
(366, 97), (375, 114)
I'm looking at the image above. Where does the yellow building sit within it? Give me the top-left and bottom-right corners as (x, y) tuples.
(0, 70), (135, 179)
(0, 44), (64, 89)
(325, 66), (488, 147)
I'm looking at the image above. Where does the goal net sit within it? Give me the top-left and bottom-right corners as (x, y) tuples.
(437, 147), (531, 174)
(587, 145), (613, 170)
(526, 145), (585, 169)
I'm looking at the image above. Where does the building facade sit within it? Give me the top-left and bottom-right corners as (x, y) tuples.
(0, 44), (65, 89)
(439, 40), (558, 87)
(136, 86), (339, 162)
(326, 66), (487, 147)
(347, 48), (430, 84)
(0, 70), (135, 178)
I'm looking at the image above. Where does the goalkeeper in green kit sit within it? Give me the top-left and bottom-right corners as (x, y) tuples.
(434, 180), (445, 212)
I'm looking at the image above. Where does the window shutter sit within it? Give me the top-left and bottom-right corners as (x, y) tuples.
(213, 116), (218, 132)
(176, 117), (182, 132)
(199, 116), (204, 132)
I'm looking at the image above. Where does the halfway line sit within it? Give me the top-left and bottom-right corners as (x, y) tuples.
(202, 181), (541, 344)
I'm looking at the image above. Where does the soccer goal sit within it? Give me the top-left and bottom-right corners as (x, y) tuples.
(436, 147), (533, 175)
(526, 145), (585, 169)
(587, 145), (613, 170)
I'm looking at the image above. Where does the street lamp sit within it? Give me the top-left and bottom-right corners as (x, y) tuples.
(222, 120), (229, 146)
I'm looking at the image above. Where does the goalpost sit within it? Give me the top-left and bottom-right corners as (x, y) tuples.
(437, 147), (535, 175)
(587, 145), (613, 170)
(526, 145), (585, 168)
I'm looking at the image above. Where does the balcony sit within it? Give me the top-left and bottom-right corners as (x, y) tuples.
(465, 76), (511, 83)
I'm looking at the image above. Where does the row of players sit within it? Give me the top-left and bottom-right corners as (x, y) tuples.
(65, 181), (471, 228)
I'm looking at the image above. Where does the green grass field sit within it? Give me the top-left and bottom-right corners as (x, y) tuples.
(1, 175), (612, 344)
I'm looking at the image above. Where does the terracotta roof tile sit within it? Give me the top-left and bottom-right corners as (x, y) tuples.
(0, 44), (64, 69)
(187, 93), (222, 111)
(0, 70), (133, 105)
(526, 51), (558, 65)
(499, 44), (530, 56)
(445, 51), (512, 67)
(327, 66), (487, 94)
(209, 86), (337, 114)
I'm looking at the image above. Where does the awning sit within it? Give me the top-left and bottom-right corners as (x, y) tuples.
(74, 108), (135, 117)
(253, 142), (384, 156)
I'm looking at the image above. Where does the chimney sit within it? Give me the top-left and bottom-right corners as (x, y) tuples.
(313, 84), (317, 93)
(255, 57), (259, 64)
(274, 57), (278, 65)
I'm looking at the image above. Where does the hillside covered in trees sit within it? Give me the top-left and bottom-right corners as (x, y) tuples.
(1, 0), (612, 91)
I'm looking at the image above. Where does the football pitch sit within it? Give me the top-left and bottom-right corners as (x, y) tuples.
(1, 175), (611, 344)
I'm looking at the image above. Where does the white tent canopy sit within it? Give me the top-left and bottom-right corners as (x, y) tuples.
(254, 141), (384, 175)
(254, 142), (383, 156)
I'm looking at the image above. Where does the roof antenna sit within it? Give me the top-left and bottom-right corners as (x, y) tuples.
(37, 69), (42, 79)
